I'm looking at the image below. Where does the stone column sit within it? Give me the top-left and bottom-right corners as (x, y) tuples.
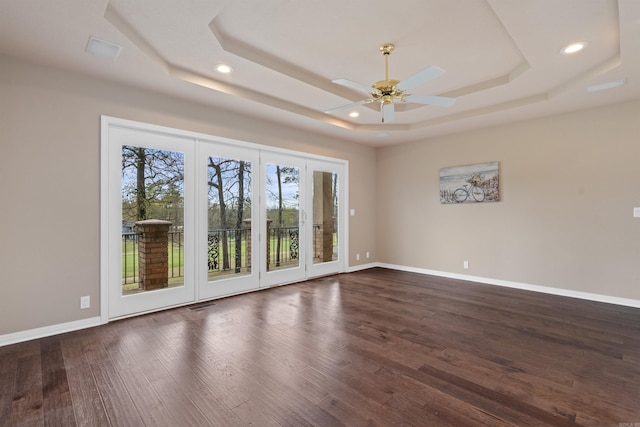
(243, 219), (252, 269)
(313, 171), (335, 262)
(321, 173), (334, 262)
(135, 219), (172, 291)
(266, 219), (272, 270)
(242, 219), (271, 270)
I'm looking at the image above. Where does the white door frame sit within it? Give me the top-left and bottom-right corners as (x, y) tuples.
(101, 118), (196, 320)
(101, 116), (348, 323)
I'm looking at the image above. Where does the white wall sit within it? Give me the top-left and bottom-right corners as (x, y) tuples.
(377, 100), (640, 301)
(3, 50), (639, 340)
(0, 55), (377, 336)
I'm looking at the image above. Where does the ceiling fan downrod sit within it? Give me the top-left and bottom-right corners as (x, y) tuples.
(377, 44), (401, 123)
(380, 43), (394, 81)
(374, 43), (400, 94)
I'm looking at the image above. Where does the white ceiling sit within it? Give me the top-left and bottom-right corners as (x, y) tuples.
(1, 0), (639, 146)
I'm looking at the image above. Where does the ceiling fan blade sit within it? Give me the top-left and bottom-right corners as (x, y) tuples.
(396, 66), (445, 91)
(332, 78), (376, 95)
(381, 102), (395, 123)
(324, 99), (373, 114)
(404, 94), (456, 107)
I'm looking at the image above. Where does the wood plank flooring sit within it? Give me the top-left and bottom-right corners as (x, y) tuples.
(1, 267), (640, 426)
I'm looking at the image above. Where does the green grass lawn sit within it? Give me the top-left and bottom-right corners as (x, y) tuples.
(122, 241), (185, 281)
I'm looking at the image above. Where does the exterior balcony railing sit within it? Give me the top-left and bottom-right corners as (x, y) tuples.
(122, 225), (311, 287)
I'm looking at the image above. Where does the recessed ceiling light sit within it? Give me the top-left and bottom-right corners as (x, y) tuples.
(560, 42), (589, 55)
(215, 64), (233, 74)
(349, 111), (359, 118)
(586, 78), (626, 93)
(85, 36), (122, 60)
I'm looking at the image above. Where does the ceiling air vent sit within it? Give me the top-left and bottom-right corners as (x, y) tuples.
(85, 36), (122, 60)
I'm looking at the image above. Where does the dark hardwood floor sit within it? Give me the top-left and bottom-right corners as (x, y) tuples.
(2, 268), (640, 426)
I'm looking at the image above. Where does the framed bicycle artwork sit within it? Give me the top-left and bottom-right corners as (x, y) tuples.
(439, 162), (500, 204)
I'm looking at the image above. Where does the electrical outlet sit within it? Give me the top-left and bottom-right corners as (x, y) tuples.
(463, 261), (469, 269)
(366, 252), (370, 259)
(80, 296), (90, 309)
(634, 207), (640, 218)
(356, 253), (360, 261)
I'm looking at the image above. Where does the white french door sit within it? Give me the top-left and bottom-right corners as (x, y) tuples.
(102, 117), (346, 320)
(306, 159), (346, 279)
(261, 153), (307, 287)
(197, 141), (260, 300)
(104, 121), (196, 319)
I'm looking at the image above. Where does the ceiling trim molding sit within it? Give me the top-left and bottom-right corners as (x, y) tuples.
(209, 15), (359, 102)
(104, 4), (170, 74)
(441, 62), (531, 99)
(105, 2), (357, 132)
(548, 54), (621, 98)
(413, 93), (549, 129)
(208, 10), (540, 120)
(104, 1), (625, 138)
(170, 65), (352, 128)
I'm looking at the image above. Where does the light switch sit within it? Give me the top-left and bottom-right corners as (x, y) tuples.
(634, 207), (640, 218)
(350, 209), (355, 216)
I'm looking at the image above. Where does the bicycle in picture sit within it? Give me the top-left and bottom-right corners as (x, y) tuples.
(453, 174), (485, 203)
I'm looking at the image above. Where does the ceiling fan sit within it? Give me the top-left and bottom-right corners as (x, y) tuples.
(325, 43), (456, 123)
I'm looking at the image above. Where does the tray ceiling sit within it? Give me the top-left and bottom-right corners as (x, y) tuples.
(1, 0), (638, 146)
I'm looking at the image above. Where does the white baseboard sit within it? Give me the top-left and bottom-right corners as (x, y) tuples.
(0, 316), (103, 347)
(4, 264), (638, 347)
(347, 262), (378, 273)
(376, 262), (640, 309)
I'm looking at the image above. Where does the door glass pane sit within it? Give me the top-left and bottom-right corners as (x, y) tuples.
(266, 164), (300, 271)
(121, 146), (184, 295)
(312, 171), (338, 264)
(207, 157), (252, 281)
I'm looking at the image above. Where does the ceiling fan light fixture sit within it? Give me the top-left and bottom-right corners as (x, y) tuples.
(560, 42), (589, 55)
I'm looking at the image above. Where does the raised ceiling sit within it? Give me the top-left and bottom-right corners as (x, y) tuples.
(1, 0), (638, 146)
